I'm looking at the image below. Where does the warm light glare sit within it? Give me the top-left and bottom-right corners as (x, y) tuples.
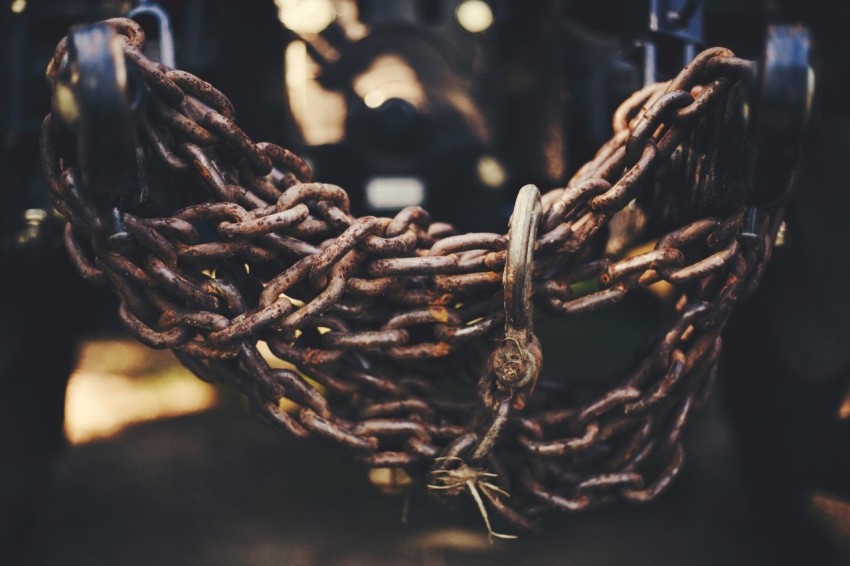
(366, 176), (426, 210)
(363, 90), (387, 109)
(64, 340), (218, 444)
(276, 0), (336, 34)
(352, 54), (426, 109)
(808, 490), (850, 548)
(456, 0), (494, 34)
(285, 40), (347, 145)
(476, 155), (507, 189)
(411, 528), (492, 551)
(839, 387), (850, 421)
(10, 0), (26, 13)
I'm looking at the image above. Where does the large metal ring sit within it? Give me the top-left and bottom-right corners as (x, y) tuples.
(493, 184), (541, 390)
(127, 2), (176, 69)
(503, 184), (542, 332)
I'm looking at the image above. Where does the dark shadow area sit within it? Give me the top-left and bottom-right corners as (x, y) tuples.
(24, 392), (782, 566)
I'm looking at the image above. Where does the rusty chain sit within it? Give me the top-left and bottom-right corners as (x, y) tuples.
(40, 18), (784, 534)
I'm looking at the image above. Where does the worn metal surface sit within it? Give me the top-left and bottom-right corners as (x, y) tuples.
(40, 18), (787, 531)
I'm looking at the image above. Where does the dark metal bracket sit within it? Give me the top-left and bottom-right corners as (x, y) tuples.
(630, 0), (705, 86)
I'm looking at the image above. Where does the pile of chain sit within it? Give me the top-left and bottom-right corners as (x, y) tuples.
(41, 18), (782, 533)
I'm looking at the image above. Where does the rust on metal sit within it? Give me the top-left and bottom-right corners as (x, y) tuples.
(40, 18), (788, 533)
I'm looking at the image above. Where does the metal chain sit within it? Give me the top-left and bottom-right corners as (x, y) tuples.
(40, 18), (782, 532)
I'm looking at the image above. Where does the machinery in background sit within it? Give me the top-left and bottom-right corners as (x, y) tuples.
(1, 1), (848, 563)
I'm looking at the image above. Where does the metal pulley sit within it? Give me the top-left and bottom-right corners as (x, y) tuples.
(50, 21), (148, 245)
(51, 22), (144, 202)
(748, 24), (814, 209)
(653, 24), (813, 227)
(49, 3), (177, 245)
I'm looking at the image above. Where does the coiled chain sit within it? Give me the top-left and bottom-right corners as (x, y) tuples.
(41, 18), (782, 532)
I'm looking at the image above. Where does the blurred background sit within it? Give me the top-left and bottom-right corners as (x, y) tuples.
(1, 0), (849, 564)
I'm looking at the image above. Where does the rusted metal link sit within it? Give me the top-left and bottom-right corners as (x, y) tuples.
(601, 248), (684, 286)
(167, 69), (235, 119)
(620, 443), (686, 502)
(521, 469), (592, 512)
(64, 224), (106, 283)
(521, 422), (601, 457)
(625, 91), (694, 164)
(217, 203), (309, 239)
(118, 301), (194, 349)
(546, 284), (628, 316)
(300, 409), (378, 452)
(577, 473), (645, 492)
(322, 328), (410, 349)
